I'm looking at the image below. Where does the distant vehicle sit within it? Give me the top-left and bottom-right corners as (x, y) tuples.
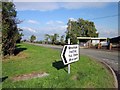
(100, 41), (108, 47)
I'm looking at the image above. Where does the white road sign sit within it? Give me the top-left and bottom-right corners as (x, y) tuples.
(61, 45), (79, 65)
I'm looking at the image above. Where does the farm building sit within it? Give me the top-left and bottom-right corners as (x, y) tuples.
(77, 37), (107, 47)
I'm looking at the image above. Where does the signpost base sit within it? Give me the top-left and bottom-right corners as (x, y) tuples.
(68, 64), (70, 74)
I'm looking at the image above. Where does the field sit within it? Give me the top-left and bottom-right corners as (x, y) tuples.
(2, 43), (115, 88)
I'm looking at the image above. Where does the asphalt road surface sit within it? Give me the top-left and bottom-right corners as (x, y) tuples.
(80, 48), (119, 71)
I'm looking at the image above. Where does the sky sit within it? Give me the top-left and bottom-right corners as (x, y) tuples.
(14, 2), (119, 41)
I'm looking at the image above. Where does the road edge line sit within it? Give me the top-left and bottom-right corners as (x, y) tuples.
(100, 61), (118, 88)
(87, 55), (118, 88)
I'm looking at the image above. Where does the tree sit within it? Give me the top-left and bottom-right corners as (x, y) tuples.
(50, 33), (59, 44)
(30, 35), (36, 42)
(45, 34), (50, 44)
(2, 2), (21, 56)
(49, 35), (54, 44)
(53, 33), (59, 44)
(45, 33), (59, 44)
(66, 18), (99, 44)
(60, 35), (65, 45)
(16, 28), (24, 43)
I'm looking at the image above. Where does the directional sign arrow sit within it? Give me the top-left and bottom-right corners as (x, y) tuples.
(63, 46), (67, 64)
(61, 45), (79, 65)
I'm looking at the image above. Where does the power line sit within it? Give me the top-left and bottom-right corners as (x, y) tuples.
(87, 14), (119, 20)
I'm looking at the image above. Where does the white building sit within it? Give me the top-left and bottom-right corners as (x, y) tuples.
(77, 37), (107, 47)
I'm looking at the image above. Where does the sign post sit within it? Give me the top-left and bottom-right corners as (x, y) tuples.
(68, 38), (70, 74)
(61, 39), (79, 74)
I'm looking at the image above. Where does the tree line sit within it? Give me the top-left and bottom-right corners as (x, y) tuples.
(27, 34), (65, 45)
(44, 34), (65, 45)
(24, 34), (65, 46)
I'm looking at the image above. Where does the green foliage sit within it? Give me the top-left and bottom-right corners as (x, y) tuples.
(44, 33), (59, 44)
(30, 35), (36, 42)
(35, 40), (43, 44)
(66, 18), (99, 44)
(107, 38), (110, 42)
(16, 28), (24, 43)
(45, 34), (50, 44)
(44, 34), (65, 45)
(52, 33), (59, 44)
(60, 35), (65, 45)
(2, 2), (21, 56)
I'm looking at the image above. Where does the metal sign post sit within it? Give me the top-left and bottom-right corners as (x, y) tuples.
(68, 38), (70, 74)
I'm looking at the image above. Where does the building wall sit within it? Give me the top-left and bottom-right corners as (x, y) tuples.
(92, 40), (100, 46)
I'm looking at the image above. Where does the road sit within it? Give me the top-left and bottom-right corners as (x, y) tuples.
(80, 48), (118, 71)
(30, 43), (119, 72)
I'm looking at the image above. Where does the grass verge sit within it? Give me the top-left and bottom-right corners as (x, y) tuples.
(2, 43), (115, 88)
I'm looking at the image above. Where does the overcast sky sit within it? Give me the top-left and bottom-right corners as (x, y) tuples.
(14, 2), (118, 40)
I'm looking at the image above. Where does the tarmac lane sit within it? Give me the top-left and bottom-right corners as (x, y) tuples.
(79, 48), (119, 71)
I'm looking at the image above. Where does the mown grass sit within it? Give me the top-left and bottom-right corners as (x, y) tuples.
(2, 43), (115, 88)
